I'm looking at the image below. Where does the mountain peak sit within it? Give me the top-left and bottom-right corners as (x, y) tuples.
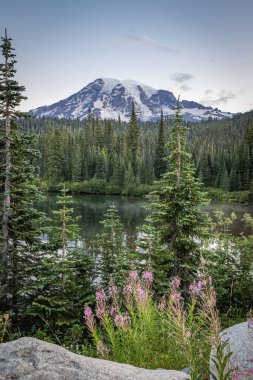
(31, 78), (232, 122)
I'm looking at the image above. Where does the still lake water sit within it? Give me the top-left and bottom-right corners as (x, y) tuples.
(39, 194), (253, 243)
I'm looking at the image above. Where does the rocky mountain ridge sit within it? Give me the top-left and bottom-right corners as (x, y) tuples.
(31, 78), (233, 122)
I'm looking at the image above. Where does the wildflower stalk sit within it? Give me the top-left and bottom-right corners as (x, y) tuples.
(0, 314), (9, 343)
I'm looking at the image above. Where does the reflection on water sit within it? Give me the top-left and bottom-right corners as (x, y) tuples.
(38, 195), (150, 242)
(38, 195), (253, 243)
(203, 202), (253, 236)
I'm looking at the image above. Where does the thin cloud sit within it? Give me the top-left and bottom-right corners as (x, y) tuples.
(201, 89), (236, 107)
(215, 91), (235, 105)
(180, 83), (191, 91)
(121, 34), (153, 44)
(155, 43), (179, 53)
(119, 33), (179, 53)
(171, 73), (194, 91)
(171, 73), (194, 83)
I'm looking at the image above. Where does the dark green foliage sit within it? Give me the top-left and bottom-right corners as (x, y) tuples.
(0, 31), (43, 320)
(71, 142), (82, 181)
(205, 211), (253, 315)
(210, 338), (233, 380)
(11, 95), (252, 197)
(28, 187), (94, 337)
(127, 103), (140, 176)
(16, 108), (253, 197)
(122, 163), (139, 195)
(3, 125), (45, 319)
(95, 150), (107, 180)
(190, 112), (253, 191)
(0, 30), (26, 117)
(154, 110), (167, 179)
(50, 185), (81, 258)
(92, 205), (130, 290)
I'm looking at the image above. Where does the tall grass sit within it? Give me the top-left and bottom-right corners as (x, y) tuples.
(0, 313), (9, 343)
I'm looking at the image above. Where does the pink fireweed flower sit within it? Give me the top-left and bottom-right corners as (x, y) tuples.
(108, 285), (118, 296)
(247, 317), (253, 328)
(232, 369), (253, 379)
(129, 270), (138, 280)
(110, 306), (117, 315)
(95, 289), (107, 319)
(83, 305), (96, 332)
(114, 314), (131, 328)
(95, 296), (107, 319)
(142, 271), (153, 284)
(197, 280), (206, 290)
(109, 284), (119, 305)
(136, 285), (147, 302)
(171, 276), (181, 289)
(189, 283), (199, 296)
(96, 305), (106, 319)
(124, 284), (132, 294)
(170, 290), (182, 302)
(158, 300), (165, 311)
(96, 289), (106, 300)
(83, 305), (93, 318)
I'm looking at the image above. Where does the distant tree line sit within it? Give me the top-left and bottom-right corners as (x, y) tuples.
(17, 107), (253, 194)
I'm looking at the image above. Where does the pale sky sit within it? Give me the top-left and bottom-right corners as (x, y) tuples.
(1, 0), (253, 113)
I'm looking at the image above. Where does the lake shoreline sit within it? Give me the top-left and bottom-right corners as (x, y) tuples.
(37, 193), (253, 242)
(39, 180), (252, 204)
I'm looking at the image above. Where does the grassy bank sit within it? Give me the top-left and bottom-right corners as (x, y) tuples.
(39, 179), (158, 196)
(206, 188), (252, 203)
(40, 180), (253, 203)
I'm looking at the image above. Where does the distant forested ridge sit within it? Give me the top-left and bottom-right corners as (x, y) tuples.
(18, 109), (253, 195)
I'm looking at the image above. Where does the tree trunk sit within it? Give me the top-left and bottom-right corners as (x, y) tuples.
(0, 51), (11, 310)
(176, 121), (181, 188)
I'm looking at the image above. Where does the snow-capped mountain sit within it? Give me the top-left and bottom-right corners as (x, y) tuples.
(31, 78), (232, 122)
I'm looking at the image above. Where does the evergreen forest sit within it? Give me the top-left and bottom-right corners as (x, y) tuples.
(18, 104), (253, 199)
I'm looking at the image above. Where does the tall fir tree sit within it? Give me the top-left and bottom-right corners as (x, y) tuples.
(93, 205), (130, 291)
(44, 127), (64, 184)
(0, 30), (43, 319)
(154, 110), (167, 179)
(0, 29), (26, 304)
(51, 185), (80, 262)
(149, 100), (210, 291)
(127, 103), (140, 176)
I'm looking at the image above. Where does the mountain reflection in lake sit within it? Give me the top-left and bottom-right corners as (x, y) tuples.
(38, 195), (253, 243)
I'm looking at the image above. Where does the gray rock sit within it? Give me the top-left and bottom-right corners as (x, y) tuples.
(0, 337), (190, 380)
(181, 368), (191, 375)
(210, 322), (253, 379)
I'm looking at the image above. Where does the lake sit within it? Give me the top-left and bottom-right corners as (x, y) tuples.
(39, 194), (253, 242)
